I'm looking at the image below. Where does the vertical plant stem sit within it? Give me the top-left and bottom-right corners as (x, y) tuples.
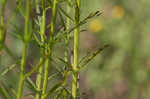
(17, 43), (27, 99)
(41, 0), (58, 99)
(0, 0), (7, 49)
(35, 58), (43, 99)
(17, 0), (31, 99)
(65, 0), (71, 60)
(72, 0), (80, 99)
(35, 0), (46, 99)
(63, 1), (71, 98)
(65, 0), (71, 64)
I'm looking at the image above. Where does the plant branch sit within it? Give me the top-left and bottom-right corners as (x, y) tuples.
(17, 0), (32, 98)
(41, 0), (58, 98)
(72, 0), (80, 98)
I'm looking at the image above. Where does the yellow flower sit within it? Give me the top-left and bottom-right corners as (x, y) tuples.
(112, 5), (125, 19)
(88, 19), (103, 32)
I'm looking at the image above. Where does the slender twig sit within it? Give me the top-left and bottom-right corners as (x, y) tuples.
(72, 0), (80, 99)
(41, 0), (58, 98)
(17, 43), (28, 99)
(62, 0), (72, 98)
(17, 0), (32, 99)
(35, 0), (47, 98)
(0, 0), (7, 51)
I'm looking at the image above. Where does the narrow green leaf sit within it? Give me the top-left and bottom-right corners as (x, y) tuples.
(48, 72), (60, 80)
(25, 57), (46, 78)
(63, 88), (73, 99)
(54, 89), (63, 99)
(79, 44), (109, 70)
(47, 0), (65, 6)
(56, 56), (70, 67)
(26, 77), (39, 93)
(79, 51), (90, 65)
(47, 0), (52, 6)
(84, 11), (102, 21)
(0, 83), (11, 99)
(43, 81), (63, 98)
(58, 6), (74, 22)
(58, 11), (66, 30)
(54, 10), (100, 41)
(9, 22), (24, 40)
(65, 0), (74, 7)
(64, 88), (72, 95)
(51, 57), (63, 74)
(32, 33), (43, 48)
(16, 0), (25, 17)
(10, 88), (17, 97)
(0, 64), (16, 80)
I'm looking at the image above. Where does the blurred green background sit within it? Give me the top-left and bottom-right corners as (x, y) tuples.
(1, 0), (150, 99)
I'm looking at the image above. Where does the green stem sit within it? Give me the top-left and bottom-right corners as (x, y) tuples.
(35, 58), (43, 99)
(41, 58), (50, 99)
(72, 0), (80, 99)
(35, 0), (46, 98)
(0, 83), (11, 99)
(65, 0), (71, 64)
(41, 0), (58, 99)
(0, 0), (7, 49)
(17, 43), (27, 99)
(17, 0), (31, 99)
(35, 63), (43, 99)
(62, 1), (71, 98)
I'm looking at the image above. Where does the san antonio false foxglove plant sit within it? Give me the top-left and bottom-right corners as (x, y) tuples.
(0, 0), (108, 99)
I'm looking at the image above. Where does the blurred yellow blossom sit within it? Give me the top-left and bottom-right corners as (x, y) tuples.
(88, 19), (103, 32)
(112, 5), (125, 19)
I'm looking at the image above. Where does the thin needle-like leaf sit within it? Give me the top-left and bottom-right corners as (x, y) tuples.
(54, 90), (62, 99)
(58, 6), (74, 22)
(48, 72), (60, 80)
(0, 64), (17, 80)
(79, 44), (109, 70)
(0, 83), (11, 99)
(79, 51), (90, 65)
(43, 81), (63, 98)
(25, 57), (46, 78)
(56, 56), (70, 67)
(10, 88), (17, 97)
(54, 11), (102, 42)
(32, 33), (43, 48)
(58, 10), (66, 30)
(26, 77), (39, 93)
(65, 0), (74, 7)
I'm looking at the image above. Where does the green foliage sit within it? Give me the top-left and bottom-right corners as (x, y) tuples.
(0, 0), (107, 99)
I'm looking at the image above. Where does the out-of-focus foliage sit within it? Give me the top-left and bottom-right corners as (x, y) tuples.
(80, 0), (150, 99)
